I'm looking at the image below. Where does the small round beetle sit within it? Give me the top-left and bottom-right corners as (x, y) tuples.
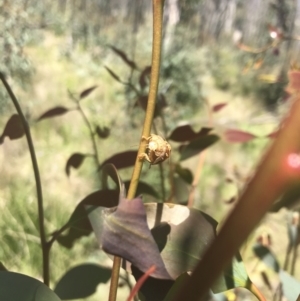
(139, 134), (171, 167)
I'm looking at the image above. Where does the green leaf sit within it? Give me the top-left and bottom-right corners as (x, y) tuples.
(0, 271), (61, 301)
(0, 262), (7, 271)
(163, 273), (190, 301)
(54, 264), (111, 299)
(211, 253), (250, 293)
(180, 135), (219, 161)
(173, 176), (189, 205)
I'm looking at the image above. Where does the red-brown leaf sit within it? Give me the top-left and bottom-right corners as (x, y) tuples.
(37, 106), (70, 121)
(80, 86), (97, 99)
(109, 45), (137, 70)
(267, 130), (279, 139)
(286, 70), (300, 94)
(0, 114), (24, 143)
(224, 129), (256, 143)
(212, 103), (227, 112)
(104, 66), (122, 83)
(100, 150), (138, 170)
(66, 153), (87, 176)
(169, 125), (212, 142)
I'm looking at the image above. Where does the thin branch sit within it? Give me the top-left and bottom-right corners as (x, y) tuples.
(0, 73), (49, 285)
(76, 102), (101, 180)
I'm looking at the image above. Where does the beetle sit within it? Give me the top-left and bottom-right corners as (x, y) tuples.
(138, 134), (171, 167)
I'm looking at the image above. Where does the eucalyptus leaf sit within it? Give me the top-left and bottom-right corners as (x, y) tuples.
(89, 202), (252, 295)
(211, 253), (250, 293)
(180, 135), (219, 161)
(0, 271), (61, 301)
(54, 264), (111, 299)
(101, 196), (172, 280)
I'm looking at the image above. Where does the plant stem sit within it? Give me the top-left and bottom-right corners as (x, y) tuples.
(188, 98), (213, 207)
(76, 102), (101, 175)
(108, 1), (164, 301)
(0, 73), (49, 285)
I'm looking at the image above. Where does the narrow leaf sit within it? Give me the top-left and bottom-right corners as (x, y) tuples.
(260, 271), (272, 290)
(224, 129), (256, 143)
(54, 264), (111, 299)
(212, 103), (227, 113)
(65, 153), (87, 176)
(0, 114), (24, 144)
(109, 45), (137, 69)
(169, 125), (212, 142)
(104, 66), (122, 83)
(37, 106), (70, 121)
(79, 86), (97, 99)
(100, 150), (138, 170)
(180, 135), (219, 161)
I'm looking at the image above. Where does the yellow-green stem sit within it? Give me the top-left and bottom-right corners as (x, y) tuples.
(108, 1), (164, 300)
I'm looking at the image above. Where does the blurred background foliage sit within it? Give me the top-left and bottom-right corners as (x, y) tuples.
(0, 0), (300, 300)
